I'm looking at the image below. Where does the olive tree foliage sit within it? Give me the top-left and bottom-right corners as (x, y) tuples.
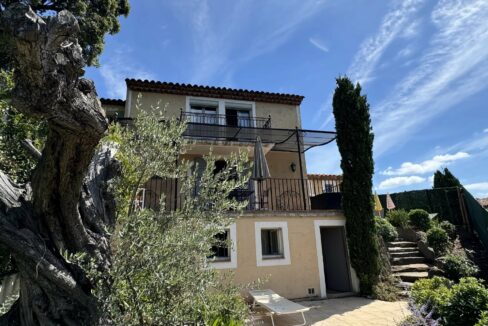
(0, 69), (46, 183)
(86, 99), (251, 325)
(332, 76), (380, 295)
(0, 2), (129, 324)
(0, 0), (129, 68)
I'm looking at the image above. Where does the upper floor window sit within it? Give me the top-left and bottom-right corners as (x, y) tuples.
(186, 97), (256, 127)
(189, 99), (218, 124)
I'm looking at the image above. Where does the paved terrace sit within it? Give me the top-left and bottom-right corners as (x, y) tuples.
(250, 297), (410, 326)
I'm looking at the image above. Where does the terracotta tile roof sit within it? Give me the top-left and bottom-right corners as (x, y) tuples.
(125, 79), (305, 106)
(100, 98), (125, 106)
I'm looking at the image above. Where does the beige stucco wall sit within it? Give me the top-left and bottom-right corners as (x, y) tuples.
(126, 91), (185, 118)
(256, 102), (300, 129)
(102, 104), (125, 119)
(223, 213), (347, 299)
(125, 90), (301, 129)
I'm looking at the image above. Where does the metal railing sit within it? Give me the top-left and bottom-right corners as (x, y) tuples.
(135, 176), (342, 212)
(181, 111), (272, 129)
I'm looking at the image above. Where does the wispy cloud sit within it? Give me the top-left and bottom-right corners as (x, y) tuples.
(378, 176), (426, 190)
(347, 0), (424, 85)
(382, 152), (470, 176)
(484, 128), (488, 133)
(316, 0), (423, 129)
(373, 0), (488, 157)
(309, 37), (329, 53)
(99, 47), (155, 99)
(171, 0), (328, 84)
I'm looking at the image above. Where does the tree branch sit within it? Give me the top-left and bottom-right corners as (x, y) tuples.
(20, 139), (41, 161)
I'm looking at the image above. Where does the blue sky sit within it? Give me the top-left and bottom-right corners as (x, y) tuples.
(86, 0), (488, 198)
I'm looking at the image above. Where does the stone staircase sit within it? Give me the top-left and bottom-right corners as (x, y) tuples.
(387, 239), (431, 290)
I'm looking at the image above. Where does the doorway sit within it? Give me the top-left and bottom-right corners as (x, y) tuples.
(320, 226), (352, 295)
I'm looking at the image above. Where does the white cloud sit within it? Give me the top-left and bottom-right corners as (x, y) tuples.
(378, 176), (426, 190)
(373, 0), (488, 157)
(309, 37), (329, 53)
(382, 152), (470, 176)
(484, 128), (488, 133)
(465, 182), (488, 192)
(347, 0), (424, 85)
(99, 47), (155, 99)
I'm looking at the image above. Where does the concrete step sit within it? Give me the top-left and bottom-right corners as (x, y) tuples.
(397, 281), (414, 290)
(388, 246), (418, 253)
(391, 256), (426, 265)
(392, 263), (430, 273)
(388, 241), (417, 248)
(389, 251), (423, 258)
(395, 272), (429, 283)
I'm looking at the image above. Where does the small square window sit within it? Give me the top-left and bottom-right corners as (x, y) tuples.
(210, 230), (231, 261)
(261, 228), (284, 258)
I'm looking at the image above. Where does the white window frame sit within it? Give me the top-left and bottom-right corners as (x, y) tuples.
(255, 221), (291, 267)
(185, 96), (256, 127)
(209, 223), (237, 269)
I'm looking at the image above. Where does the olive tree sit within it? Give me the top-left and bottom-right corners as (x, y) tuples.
(93, 105), (251, 325)
(0, 1), (128, 324)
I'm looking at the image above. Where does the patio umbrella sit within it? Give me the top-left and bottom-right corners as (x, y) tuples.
(252, 137), (270, 209)
(252, 136), (270, 181)
(374, 192), (383, 217)
(386, 193), (396, 211)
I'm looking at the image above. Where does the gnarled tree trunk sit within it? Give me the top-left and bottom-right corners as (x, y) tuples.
(0, 4), (118, 325)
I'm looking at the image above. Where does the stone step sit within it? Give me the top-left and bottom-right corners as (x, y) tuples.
(395, 272), (429, 283)
(392, 263), (430, 273)
(389, 251), (423, 258)
(397, 281), (414, 290)
(388, 246), (418, 253)
(388, 241), (417, 248)
(391, 257), (426, 265)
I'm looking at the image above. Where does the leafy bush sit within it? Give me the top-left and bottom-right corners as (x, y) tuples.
(372, 280), (399, 302)
(442, 253), (479, 281)
(375, 217), (398, 242)
(427, 226), (451, 256)
(440, 277), (488, 326)
(439, 220), (457, 240)
(387, 209), (409, 228)
(411, 276), (453, 312)
(475, 311), (488, 326)
(409, 209), (431, 231)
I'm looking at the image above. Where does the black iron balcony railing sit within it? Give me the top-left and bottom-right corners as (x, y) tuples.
(181, 111), (272, 129)
(134, 176), (342, 212)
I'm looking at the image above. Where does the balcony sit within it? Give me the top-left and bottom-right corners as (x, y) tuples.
(181, 111), (272, 129)
(135, 175), (342, 212)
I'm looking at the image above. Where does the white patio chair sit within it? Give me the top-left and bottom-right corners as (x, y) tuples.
(249, 289), (310, 326)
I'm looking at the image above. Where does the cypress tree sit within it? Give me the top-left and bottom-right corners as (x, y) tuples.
(332, 77), (379, 294)
(433, 168), (462, 188)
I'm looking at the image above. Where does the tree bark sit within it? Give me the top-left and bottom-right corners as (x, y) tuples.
(0, 4), (119, 325)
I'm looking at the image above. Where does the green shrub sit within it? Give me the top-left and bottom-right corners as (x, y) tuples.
(439, 220), (457, 240)
(409, 209), (431, 231)
(411, 276), (453, 311)
(375, 217), (398, 242)
(442, 253), (479, 281)
(427, 226), (451, 256)
(440, 277), (488, 326)
(387, 209), (409, 228)
(476, 311), (488, 326)
(372, 279), (399, 302)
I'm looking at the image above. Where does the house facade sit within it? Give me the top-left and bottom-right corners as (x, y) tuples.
(101, 79), (360, 299)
